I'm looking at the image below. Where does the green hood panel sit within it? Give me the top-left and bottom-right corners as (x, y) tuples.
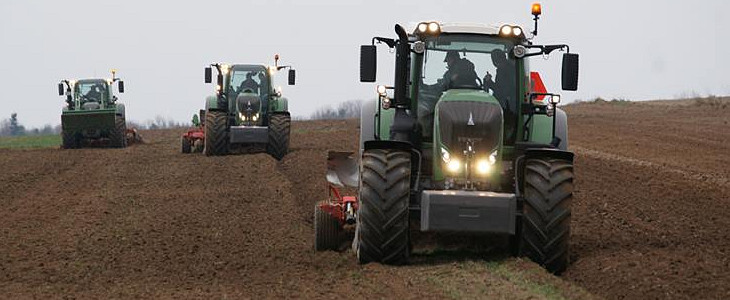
(431, 89), (504, 181)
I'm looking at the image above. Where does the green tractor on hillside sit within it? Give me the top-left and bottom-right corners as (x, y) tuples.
(57, 70), (127, 148)
(314, 4), (580, 274)
(203, 55), (296, 160)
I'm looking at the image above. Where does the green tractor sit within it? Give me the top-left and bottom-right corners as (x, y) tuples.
(57, 70), (127, 148)
(353, 5), (579, 273)
(203, 55), (296, 160)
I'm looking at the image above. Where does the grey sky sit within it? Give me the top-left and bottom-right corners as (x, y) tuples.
(1, 0), (728, 128)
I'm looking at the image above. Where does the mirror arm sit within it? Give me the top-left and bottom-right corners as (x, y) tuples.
(373, 37), (397, 48)
(521, 44), (570, 57)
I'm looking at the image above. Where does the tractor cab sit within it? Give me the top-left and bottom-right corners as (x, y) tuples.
(202, 55), (296, 159)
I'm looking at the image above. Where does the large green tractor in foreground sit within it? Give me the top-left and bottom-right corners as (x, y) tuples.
(57, 70), (127, 148)
(355, 5), (579, 273)
(203, 55), (296, 160)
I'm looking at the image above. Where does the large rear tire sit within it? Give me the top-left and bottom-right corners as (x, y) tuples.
(314, 202), (343, 251)
(181, 137), (191, 153)
(356, 149), (411, 265)
(204, 111), (228, 156)
(518, 158), (573, 274)
(109, 116), (127, 148)
(267, 114), (290, 160)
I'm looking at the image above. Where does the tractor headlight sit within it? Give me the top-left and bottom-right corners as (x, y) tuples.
(252, 113), (258, 122)
(417, 23), (428, 33)
(476, 159), (492, 174)
(489, 150), (497, 164)
(512, 26), (523, 36)
(477, 150), (498, 175)
(447, 159), (461, 173)
(500, 25), (513, 36)
(441, 147), (451, 163)
(428, 22), (440, 33)
(238, 112), (246, 121)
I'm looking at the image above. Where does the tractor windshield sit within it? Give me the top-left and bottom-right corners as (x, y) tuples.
(75, 81), (109, 104)
(230, 68), (269, 96)
(418, 34), (518, 141)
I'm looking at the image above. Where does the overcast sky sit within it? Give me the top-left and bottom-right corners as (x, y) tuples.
(1, 0), (728, 128)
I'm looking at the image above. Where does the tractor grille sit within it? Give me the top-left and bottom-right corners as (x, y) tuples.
(437, 101), (502, 153)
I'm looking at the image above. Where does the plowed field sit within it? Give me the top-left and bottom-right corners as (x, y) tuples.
(1, 98), (727, 299)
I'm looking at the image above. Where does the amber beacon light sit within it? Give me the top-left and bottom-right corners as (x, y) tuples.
(532, 3), (542, 16)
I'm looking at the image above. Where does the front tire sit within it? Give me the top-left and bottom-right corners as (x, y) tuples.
(518, 158), (573, 274)
(204, 111), (228, 156)
(356, 149), (411, 265)
(266, 114), (290, 160)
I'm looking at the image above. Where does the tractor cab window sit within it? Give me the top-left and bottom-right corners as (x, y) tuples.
(76, 81), (108, 104)
(230, 69), (269, 95)
(417, 34), (518, 141)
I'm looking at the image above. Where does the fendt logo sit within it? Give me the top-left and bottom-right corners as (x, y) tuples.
(467, 112), (475, 126)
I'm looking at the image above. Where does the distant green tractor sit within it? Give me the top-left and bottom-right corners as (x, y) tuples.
(203, 55), (296, 160)
(325, 5), (579, 274)
(57, 70), (127, 148)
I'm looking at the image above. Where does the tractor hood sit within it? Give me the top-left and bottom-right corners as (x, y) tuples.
(235, 92), (262, 125)
(433, 90), (504, 181)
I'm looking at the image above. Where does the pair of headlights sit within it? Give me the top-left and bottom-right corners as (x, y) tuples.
(442, 148), (497, 175)
(239, 112), (258, 122)
(499, 25), (524, 37)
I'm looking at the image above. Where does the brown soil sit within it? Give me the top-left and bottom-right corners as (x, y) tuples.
(1, 121), (593, 299)
(1, 98), (727, 299)
(563, 98), (730, 299)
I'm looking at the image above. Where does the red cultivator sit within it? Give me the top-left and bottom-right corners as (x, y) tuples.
(181, 110), (205, 153)
(314, 151), (359, 251)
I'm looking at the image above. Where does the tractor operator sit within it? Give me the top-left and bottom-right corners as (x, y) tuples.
(238, 72), (260, 94)
(483, 49), (517, 142)
(84, 84), (104, 102)
(440, 50), (479, 90)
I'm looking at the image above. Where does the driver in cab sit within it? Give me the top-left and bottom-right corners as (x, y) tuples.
(439, 50), (479, 90)
(84, 84), (104, 102)
(238, 72), (260, 94)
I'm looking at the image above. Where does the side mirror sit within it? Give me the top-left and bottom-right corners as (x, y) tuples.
(205, 67), (212, 83)
(58, 83), (64, 96)
(288, 69), (296, 85)
(118, 81), (125, 93)
(360, 45), (377, 82)
(561, 53), (579, 91)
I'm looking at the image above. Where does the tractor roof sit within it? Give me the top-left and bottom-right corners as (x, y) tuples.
(75, 78), (109, 85)
(408, 22), (501, 36)
(231, 64), (267, 71)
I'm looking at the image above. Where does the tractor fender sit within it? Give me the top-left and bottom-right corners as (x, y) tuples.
(205, 95), (221, 111)
(363, 140), (414, 153)
(359, 99), (377, 153)
(115, 103), (126, 118)
(269, 111), (290, 118)
(524, 148), (574, 163)
(272, 97), (289, 112)
(554, 108), (569, 151)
